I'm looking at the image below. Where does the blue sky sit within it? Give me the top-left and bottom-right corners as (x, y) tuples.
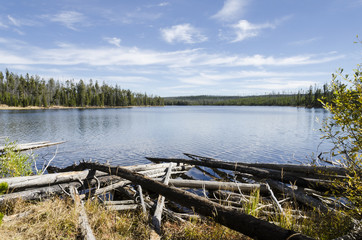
(0, 0), (361, 97)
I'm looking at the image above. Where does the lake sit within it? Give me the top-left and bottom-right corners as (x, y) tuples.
(0, 106), (332, 168)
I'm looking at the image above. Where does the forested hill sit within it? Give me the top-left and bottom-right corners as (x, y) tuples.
(0, 70), (164, 107)
(165, 85), (332, 108)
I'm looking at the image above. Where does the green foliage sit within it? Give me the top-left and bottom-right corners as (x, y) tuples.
(319, 65), (362, 218)
(165, 84), (331, 107)
(0, 140), (33, 178)
(244, 189), (260, 217)
(0, 182), (8, 195)
(0, 70), (164, 107)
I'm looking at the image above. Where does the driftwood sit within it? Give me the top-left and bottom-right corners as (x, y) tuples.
(146, 157), (324, 191)
(0, 141), (65, 153)
(154, 178), (268, 193)
(152, 163), (174, 237)
(79, 161), (314, 240)
(103, 200), (140, 212)
(69, 186), (96, 240)
(266, 179), (329, 213)
(0, 170), (106, 191)
(184, 153), (350, 177)
(0, 182), (82, 204)
(137, 185), (147, 214)
(89, 164), (192, 198)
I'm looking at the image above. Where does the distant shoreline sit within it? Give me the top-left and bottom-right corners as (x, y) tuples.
(0, 104), (160, 110)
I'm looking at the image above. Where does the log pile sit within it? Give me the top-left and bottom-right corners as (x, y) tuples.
(0, 153), (360, 240)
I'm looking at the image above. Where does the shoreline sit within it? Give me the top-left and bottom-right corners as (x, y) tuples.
(0, 104), (162, 110)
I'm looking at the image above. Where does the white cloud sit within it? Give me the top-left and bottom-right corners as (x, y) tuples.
(102, 75), (153, 83)
(104, 37), (121, 47)
(7, 15), (21, 27)
(212, 0), (249, 22)
(0, 37), (343, 68)
(179, 70), (328, 86)
(160, 24), (208, 44)
(231, 20), (275, 42)
(49, 11), (85, 30)
(158, 2), (169, 7)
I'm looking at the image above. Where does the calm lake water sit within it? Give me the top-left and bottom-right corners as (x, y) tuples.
(0, 106), (332, 168)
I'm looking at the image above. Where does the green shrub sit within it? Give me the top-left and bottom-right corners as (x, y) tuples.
(0, 140), (33, 178)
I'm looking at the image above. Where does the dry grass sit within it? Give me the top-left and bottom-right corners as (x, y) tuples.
(0, 197), (248, 240)
(0, 194), (353, 240)
(0, 198), (79, 239)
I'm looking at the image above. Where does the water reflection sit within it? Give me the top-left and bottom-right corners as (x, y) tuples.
(0, 106), (332, 167)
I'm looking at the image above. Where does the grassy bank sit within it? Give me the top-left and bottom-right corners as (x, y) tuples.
(0, 198), (248, 240)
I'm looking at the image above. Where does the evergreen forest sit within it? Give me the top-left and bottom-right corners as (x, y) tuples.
(0, 70), (164, 107)
(165, 84), (332, 108)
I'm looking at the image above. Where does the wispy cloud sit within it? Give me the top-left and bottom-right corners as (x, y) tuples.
(48, 11), (86, 30)
(179, 70), (328, 86)
(7, 15), (39, 27)
(0, 38), (343, 68)
(230, 20), (275, 42)
(158, 2), (169, 7)
(104, 37), (121, 47)
(160, 24), (208, 44)
(7, 15), (21, 27)
(212, 0), (249, 22)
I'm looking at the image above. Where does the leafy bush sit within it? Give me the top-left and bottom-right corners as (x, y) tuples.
(0, 140), (33, 178)
(319, 65), (362, 218)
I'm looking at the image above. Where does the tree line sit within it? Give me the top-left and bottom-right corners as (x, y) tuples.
(165, 84), (333, 108)
(0, 70), (164, 107)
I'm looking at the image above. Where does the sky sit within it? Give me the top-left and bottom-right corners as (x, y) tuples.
(0, 0), (361, 97)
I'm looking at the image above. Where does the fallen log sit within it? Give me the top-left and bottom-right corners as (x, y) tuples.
(146, 157), (323, 191)
(266, 179), (329, 213)
(152, 179), (268, 193)
(80, 161), (315, 240)
(0, 170), (107, 191)
(0, 141), (65, 153)
(69, 186), (96, 240)
(48, 161), (191, 174)
(0, 182), (82, 204)
(137, 185), (147, 214)
(88, 165), (191, 198)
(106, 204), (139, 211)
(151, 163), (174, 239)
(184, 153), (348, 175)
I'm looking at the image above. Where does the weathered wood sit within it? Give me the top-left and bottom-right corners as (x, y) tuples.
(48, 161), (191, 173)
(106, 204), (139, 211)
(184, 153), (352, 178)
(81, 161), (314, 240)
(152, 178), (268, 193)
(69, 186), (96, 240)
(266, 179), (329, 213)
(0, 141), (65, 153)
(146, 157), (321, 190)
(0, 182), (82, 204)
(266, 183), (284, 214)
(137, 185), (147, 214)
(104, 200), (135, 205)
(90, 165), (191, 197)
(152, 163), (174, 236)
(0, 170), (107, 191)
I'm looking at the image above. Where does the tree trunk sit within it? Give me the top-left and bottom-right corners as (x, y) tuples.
(80, 162), (315, 240)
